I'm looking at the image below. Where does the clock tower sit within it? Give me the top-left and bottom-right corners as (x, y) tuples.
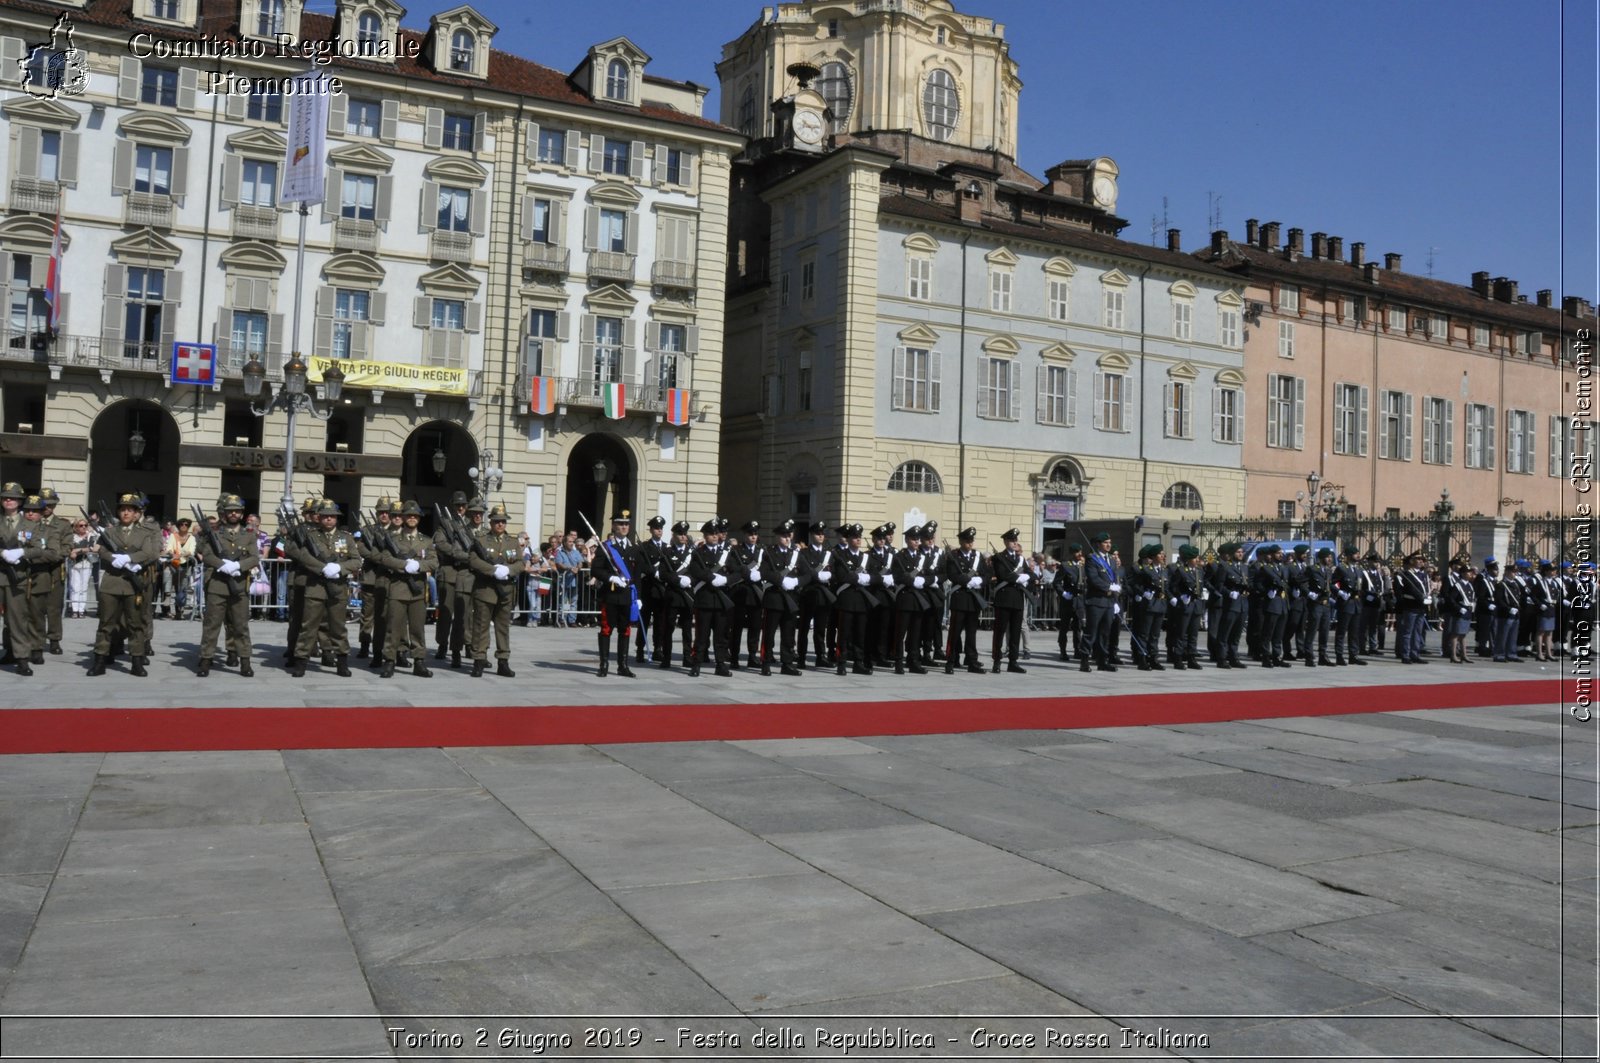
(771, 62), (829, 154)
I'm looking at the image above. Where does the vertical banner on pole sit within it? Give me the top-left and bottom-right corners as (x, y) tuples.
(280, 69), (331, 206)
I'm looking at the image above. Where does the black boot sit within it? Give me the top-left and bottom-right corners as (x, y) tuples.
(29, 649), (44, 664)
(356, 637), (369, 659)
(336, 656), (352, 677)
(197, 658), (211, 677)
(226, 651), (239, 666)
(291, 659), (306, 678)
(434, 645), (448, 660)
(15, 660), (32, 676)
(87, 653), (107, 677)
(412, 659), (432, 678)
(321, 652), (336, 668)
(48, 641), (61, 655)
(379, 661), (395, 678)
(497, 660), (515, 678)
(239, 661), (254, 677)
(452, 651), (462, 669)
(596, 634), (610, 677)
(617, 648), (636, 679)
(131, 656), (148, 678)
(471, 659), (486, 678)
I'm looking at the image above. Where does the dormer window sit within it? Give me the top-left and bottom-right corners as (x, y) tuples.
(149, 0), (178, 19)
(357, 12), (382, 55)
(449, 29), (474, 72)
(257, 0), (285, 37)
(605, 59), (630, 100)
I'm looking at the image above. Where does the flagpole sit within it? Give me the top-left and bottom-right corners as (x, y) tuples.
(281, 202), (310, 510)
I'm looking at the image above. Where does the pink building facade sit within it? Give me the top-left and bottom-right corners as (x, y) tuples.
(1197, 223), (1596, 522)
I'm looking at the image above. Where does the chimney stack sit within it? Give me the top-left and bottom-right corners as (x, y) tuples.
(1537, 289), (1552, 308)
(1565, 295), (1595, 318)
(1384, 252), (1402, 272)
(1350, 242), (1365, 267)
(957, 181), (982, 224)
(1364, 262), (1380, 286)
(1492, 278), (1518, 303)
(1286, 228), (1304, 256)
(1262, 222), (1281, 250)
(1245, 218), (1259, 245)
(1328, 236), (1343, 261)
(1311, 232), (1328, 260)
(1210, 230), (1228, 255)
(1471, 271), (1491, 297)
(1166, 228), (1182, 252)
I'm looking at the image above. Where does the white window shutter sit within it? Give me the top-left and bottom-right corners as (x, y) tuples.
(314, 286), (335, 318)
(584, 207), (599, 250)
(1036, 365), (1048, 422)
(579, 342), (596, 388)
(891, 346), (905, 408)
(469, 190), (487, 236)
(367, 291), (386, 326)
(225, 93), (246, 121)
(1212, 386), (1222, 442)
(1066, 369), (1077, 427)
(169, 147), (189, 201)
(1163, 382), (1173, 436)
(589, 134), (604, 173)
(1093, 370), (1104, 430)
(320, 167), (341, 223)
(55, 293), (68, 331)
(564, 130), (581, 169)
(552, 200), (567, 247)
(328, 93), (347, 135)
(214, 309), (232, 349)
(118, 57), (140, 104)
(177, 68), (198, 112)
(350, 320), (371, 358)
(111, 140), (133, 194)
(1333, 388), (1347, 454)
(979, 357), (992, 418)
(1551, 416), (1562, 477)
(220, 154), (241, 207)
(654, 144), (668, 185)
(680, 152), (695, 186)
(419, 181), (438, 232)
(684, 324), (699, 354)
(630, 140), (647, 182)
(312, 317), (333, 357)
(520, 195), (535, 241)
(1402, 393), (1414, 461)
(464, 303), (481, 333)
(644, 320), (661, 351)
(15, 127), (40, 180)
(267, 312), (284, 353)
(380, 100), (399, 144)
(1357, 386), (1369, 456)
(1445, 401), (1455, 466)
(375, 175), (393, 225)
(473, 113), (487, 154)
(622, 213), (638, 255)
(1487, 407), (1496, 469)
(930, 350), (942, 411)
(1183, 386), (1192, 437)
(59, 132), (80, 186)
(1526, 413), (1536, 473)
(413, 296), (432, 330)
(159, 292), (177, 352)
(424, 108), (444, 150)
(1119, 374), (1130, 431)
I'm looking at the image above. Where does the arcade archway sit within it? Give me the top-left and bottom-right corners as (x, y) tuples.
(88, 400), (180, 523)
(564, 433), (634, 539)
(401, 420), (478, 531)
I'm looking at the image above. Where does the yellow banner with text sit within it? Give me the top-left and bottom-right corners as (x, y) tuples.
(306, 357), (470, 397)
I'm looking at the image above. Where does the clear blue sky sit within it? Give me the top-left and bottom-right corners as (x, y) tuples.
(354, 0), (1599, 303)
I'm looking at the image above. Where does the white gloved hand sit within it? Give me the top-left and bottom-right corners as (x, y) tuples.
(111, 553), (130, 569)
(967, 576), (983, 590)
(1339, 590), (1351, 600)
(128, 563), (142, 574)
(1169, 597), (1178, 607)
(913, 576), (925, 589)
(818, 570), (832, 583)
(1268, 589), (1278, 599)
(1063, 591), (1074, 599)
(1229, 590), (1240, 600)
(404, 559), (420, 574)
(323, 562), (342, 579)
(881, 573), (895, 588)
(1542, 603), (1551, 612)
(1488, 603), (1496, 612)
(856, 571), (871, 586)
(1113, 603), (1122, 616)
(1308, 591), (1319, 601)
(1510, 607), (1519, 616)
(1423, 595), (1433, 606)
(711, 574), (728, 587)
(1, 548), (22, 564)
(1016, 573), (1031, 587)
(494, 564), (510, 581)
(782, 576), (799, 591)
(219, 560), (241, 576)
(1108, 582), (1121, 594)
(609, 575), (628, 587)
(749, 567), (761, 581)
(678, 575), (692, 588)
(1459, 607), (1468, 616)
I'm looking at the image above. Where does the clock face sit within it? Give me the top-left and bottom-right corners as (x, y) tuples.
(1092, 176), (1115, 207)
(794, 110), (824, 145)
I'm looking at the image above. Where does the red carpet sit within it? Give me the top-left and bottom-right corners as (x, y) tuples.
(0, 679), (1574, 754)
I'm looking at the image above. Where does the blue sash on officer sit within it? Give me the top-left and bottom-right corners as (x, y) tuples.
(605, 539), (641, 622)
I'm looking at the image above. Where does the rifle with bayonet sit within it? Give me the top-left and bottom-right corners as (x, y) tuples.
(434, 501), (494, 565)
(277, 501), (327, 563)
(191, 502), (245, 589)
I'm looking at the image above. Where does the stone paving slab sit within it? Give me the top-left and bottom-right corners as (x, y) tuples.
(1330, 808), (1584, 883)
(1198, 997), (1544, 1060)
(0, 797), (82, 876)
(1178, 745), (1413, 787)
(1346, 777), (1574, 831)
(300, 787), (551, 861)
(1159, 768), (1409, 820)
(283, 746), (484, 792)
(1019, 740), (1243, 780)
(661, 773), (922, 836)
(1098, 796), (1404, 869)
(876, 781), (1171, 853)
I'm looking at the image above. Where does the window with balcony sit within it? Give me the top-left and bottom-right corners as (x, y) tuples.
(134, 145), (173, 195)
(591, 315), (624, 393)
(449, 30), (475, 72)
(239, 159), (276, 207)
(605, 58), (630, 100)
(332, 289), (369, 360)
(230, 310), (268, 359)
(345, 98), (381, 138)
(124, 268), (165, 360)
(523, 308), (557, 377)
(141, 67), (179, 108)
(442, 114), (475, 151)
(341, 173), (376, 220)
(6, 256), (48, 351)
(37, 131), (61, 183)
(598, 208), (627, 253)
(435, 186), (471, 232)
(536, 127), (566, 165)
(655, 324), (686, 390)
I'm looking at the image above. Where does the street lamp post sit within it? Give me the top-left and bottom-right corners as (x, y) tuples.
(1305, 471), (1322, 541)
(467, 447), (503, 501)
(241, 352), (345, 509)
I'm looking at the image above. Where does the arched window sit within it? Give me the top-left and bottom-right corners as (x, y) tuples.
(888, 460), (942, 493)
(605, 58), (630, 101)
(737, 85), (756, 136)
(356, 11), (382, 55)
(1161, 482), (1203, 510)
(817, 61), (853, 133)
(922, 69), (958, 142)
(1049, 462), (1079, 487)
(449, 30), (474, 72)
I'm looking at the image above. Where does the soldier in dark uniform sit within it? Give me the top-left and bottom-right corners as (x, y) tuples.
(6, 495), (64, 674)
(758, 519), (804, 676)
(1360, 551), (1388, 656)
(727, 520), (766, 668)
(358, 497), (391, 662)
(941, 527), (988, 674)
(1166, 545), (1205, 669)
(1082, 531), (1119, 671)
(635, 515), (668, 662)
(457, 498), (487, 659)
(466, 503), (524, 677)
(432, 491), (469, 666)
(657, 520), (697, 669)
(1214, 542), (1251, 668)
(88, 492), (163, 677)
(866, 523), (896, 666)
(290, 500), (362, 677)
(38, 488), (69, 655)
(989, 528), (1030, 674)
(830, 523), (876, 675)
(1286, 544), (1311, 661)
(194, 493), (260, 677)
(890, 524), (931, 675)
(1204, 544), (1229, 664)
(589, 511), (640, 678)
(917, 522), (946, 666)
(0, 482), (24, 668)
(1302, 547), (1335, 666)
(797, 521), (837, 668)
(1472, 557), (1500, 658)
(1251, 544), (1291, 667)
(1333, 546), (1367, 666)
(1393, 552), (1432, 664)
(687, 517), (735, 677)
(279, 495), (318, 668)
(1441, 554), (1477, 665)
(1128, 543), (1168, 670)
(378, 500), (436, 678)
(1491, 561), (1523, 662)
(1056, 543), (1085, 663)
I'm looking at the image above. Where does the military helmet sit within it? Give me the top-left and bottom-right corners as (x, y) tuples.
(314, 500), (341, 517)
(399, 500), (423, 518)
(0, 482), (23, 500)
(466, 497), (488, 514)
(219, 493), (246, 512)
(487, 503), (509, 522)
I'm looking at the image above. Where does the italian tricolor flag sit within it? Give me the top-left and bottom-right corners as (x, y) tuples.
(602, 382), (626, 419)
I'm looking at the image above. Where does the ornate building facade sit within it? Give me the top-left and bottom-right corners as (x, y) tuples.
(0, 0), (741, 535)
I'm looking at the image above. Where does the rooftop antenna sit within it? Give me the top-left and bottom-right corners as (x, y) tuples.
(1425, 246), (1440, 277)
(1149, 195), (1169, 247)
(1207, 191), (1222, 232)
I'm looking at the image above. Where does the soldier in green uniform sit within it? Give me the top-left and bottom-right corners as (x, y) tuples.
(356, 495), (391, 661)
(466, 503), (524, 677)
(290, 500), (361, 677)
(194, 494), (261, 677)
(38, 488), (69, 655)
(280, 495), (320, 669)
(433, 490), (470, 666)
(457, 497), (487, 661)
(88, 492), (163, 677)
(380, 500), (437, 678)
(0, 482), (24, 668)
(3, 495), (65, 675)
